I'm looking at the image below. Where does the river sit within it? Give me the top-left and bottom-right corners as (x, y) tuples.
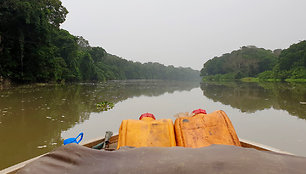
(0, 80), (306, 170)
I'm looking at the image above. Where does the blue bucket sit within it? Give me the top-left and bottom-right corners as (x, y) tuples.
(63, 132), (84, 145)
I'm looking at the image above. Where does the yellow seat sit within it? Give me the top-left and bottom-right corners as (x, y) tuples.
(117, 113), (176, 149)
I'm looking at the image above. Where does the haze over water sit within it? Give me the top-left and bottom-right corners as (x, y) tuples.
(0, 80), (306, 170)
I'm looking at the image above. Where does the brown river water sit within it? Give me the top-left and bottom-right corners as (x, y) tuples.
(0, 80), (306, 170)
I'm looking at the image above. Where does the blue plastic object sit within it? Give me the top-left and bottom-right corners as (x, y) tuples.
(63, 132), (84, 145)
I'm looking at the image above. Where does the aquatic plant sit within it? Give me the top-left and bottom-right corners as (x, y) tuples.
(96, 101), (114, 111)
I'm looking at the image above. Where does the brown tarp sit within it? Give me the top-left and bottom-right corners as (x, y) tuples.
(18, 144), (306, 174)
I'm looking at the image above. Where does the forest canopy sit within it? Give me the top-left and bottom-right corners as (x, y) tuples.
(200, 46), (277, 79)
(0, 0), (200, 83)
(271, 40), (306, 80)
(200, 41), (306, 82)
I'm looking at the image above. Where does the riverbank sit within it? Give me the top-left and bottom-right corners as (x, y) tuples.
(202, 76), (306, 83)
(0, 76), (11, 90)
(240, 77), (306, 83)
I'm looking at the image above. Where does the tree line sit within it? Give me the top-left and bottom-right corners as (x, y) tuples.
(0, 0), (199, 83)
(200, 41), (306, 82)
(258, 40), (306, 81)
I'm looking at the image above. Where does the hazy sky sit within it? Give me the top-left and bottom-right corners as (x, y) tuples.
(61, 0), (306, 70)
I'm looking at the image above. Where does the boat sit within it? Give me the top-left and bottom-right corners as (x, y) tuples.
(1, 110), (302, 173)
(0, 134), (292, 174)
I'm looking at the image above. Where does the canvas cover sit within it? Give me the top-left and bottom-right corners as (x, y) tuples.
(17, 144), (306, 174)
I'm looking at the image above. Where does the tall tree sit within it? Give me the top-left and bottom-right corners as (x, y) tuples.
(0, 0), (68, 82)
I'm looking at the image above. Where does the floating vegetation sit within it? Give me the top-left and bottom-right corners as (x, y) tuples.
(96, 101), (114, 111)
(37, 145), (47, 149)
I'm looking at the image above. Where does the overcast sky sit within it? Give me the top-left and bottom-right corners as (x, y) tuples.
(61, 0), (306, 70)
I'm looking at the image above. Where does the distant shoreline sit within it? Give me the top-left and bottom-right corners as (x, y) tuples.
(201, 76), (306, 83)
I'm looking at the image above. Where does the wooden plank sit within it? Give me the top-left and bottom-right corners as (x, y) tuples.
(0, 155), (43, 174)
(240, 139), (293, 155)
(82, 135), (119, 148)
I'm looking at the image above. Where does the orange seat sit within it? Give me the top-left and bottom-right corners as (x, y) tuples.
(117, 113), (176, 149)
(175, 109), (241, 148)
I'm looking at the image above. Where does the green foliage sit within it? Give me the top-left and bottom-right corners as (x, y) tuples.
(0, 0), (68, 82)
(240, 77), (259, 82)
(272, 41), (306, 81)
(79, 50), (200, 82)
(201, 46), (277, 78)
(257, 70), (274, 80)
(256, 67), (306, 82)
(0, 0), (200, 83)
(202, 73), (237, 82)
(285, 79), (306, 83)
(96, 101), (114, 111)
(278, 41), (306, 71)
(79, 53), (96, 81)
(202, 41), (306, 82)
(289, 67), (306, 79)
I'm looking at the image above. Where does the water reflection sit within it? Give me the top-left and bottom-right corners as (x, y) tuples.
(0, 80), (199, 170)
(200, 82), (306, 120)
(2, 80), (305, 170)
